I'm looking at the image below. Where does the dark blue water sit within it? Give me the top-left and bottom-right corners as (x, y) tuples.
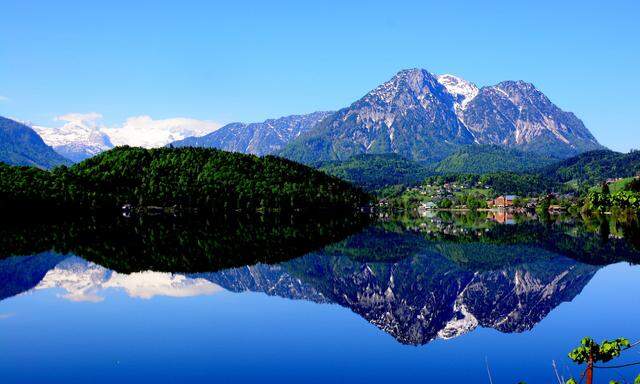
(1, 217), (639, 383)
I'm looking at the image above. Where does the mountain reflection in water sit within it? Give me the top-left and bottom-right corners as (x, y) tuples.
(2, 213), (638, 346)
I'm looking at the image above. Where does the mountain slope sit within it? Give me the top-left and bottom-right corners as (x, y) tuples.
(0, 116), (71, 168)
(462, 81), (603, 156)
(170, 111), (332, 156)
(281, 69), (603, 164)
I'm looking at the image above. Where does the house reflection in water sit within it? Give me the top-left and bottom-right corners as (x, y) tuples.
(487, 210), (516, 225)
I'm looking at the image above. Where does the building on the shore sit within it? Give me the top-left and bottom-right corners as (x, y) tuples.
(487, 195), (518, 209)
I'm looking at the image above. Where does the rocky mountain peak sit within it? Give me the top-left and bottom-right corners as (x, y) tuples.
(364, 68), (451, 108)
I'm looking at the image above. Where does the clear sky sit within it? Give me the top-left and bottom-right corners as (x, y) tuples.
(1, 0), (638, 151)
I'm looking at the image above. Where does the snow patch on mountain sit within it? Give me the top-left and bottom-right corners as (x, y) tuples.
(436, 74), (479, 110)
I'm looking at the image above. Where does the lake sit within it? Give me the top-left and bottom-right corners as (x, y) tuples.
(1, 212), (639, 383)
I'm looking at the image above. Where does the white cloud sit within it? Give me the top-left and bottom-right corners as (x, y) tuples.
(0, 313), (15, 320)
(0, 95), (9, 102)
(102, 115), (221, 148)
(54, 112), (103, 128)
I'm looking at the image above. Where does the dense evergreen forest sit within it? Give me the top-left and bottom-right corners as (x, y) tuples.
(316, 146), (558, 194)
(314, 148), (640, 197)
(0, 146), (372, 212)
(434, 145), (557, 174)
(317, 153), (430, 192)
(540, 149), (640, 186)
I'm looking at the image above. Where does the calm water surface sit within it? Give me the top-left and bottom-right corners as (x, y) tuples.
(1, 214), (639, 383)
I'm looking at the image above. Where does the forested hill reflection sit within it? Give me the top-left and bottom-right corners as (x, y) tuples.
(0, 212), (370, 273)
(2, 214), (639, 345)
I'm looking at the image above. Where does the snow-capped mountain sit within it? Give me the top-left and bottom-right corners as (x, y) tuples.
(280, 69), (475, 163)
(281, 68), (603, 163)
(30, 114), (220, 162)
(32, 118), (114, 162)
(170, 111), (333, 156)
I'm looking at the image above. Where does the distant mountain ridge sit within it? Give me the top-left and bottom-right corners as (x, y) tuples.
(171, 111), (332, 156)
(33, 122), (113, 162)
(0, 116), (71, 168)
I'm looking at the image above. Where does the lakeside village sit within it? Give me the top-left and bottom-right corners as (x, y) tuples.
(377, 175), (640, 225)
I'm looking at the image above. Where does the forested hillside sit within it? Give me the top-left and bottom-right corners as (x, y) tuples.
(435, 145), (557, 174)
(0, 146), (371, 212)
(418, 150), (640, 197)
(541, 150), (640, 186)
(317, 154), (430, 192)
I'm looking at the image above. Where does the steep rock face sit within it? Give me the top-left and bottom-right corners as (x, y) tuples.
(280, 69), (475, 163)
(171, 111), (332, 156)
(462, 81), (602, 156)
(0, 116), (71, 168)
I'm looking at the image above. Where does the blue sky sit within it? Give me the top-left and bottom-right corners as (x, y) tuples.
(1, 0), (638, 151)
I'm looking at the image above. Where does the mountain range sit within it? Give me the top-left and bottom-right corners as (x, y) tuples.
(171, 111), (332, 156)
(32, 120), (113, 162)
(0, 68), (606, 172)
